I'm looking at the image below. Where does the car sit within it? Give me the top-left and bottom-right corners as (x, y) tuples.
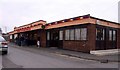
(0, 35), (8, 54)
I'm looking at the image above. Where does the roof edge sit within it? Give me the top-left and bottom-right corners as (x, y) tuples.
(90, 16), (120, 25)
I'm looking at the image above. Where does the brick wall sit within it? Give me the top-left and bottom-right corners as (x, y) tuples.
(63, 41), (89, 53)
(62, 24), (96, 53)
(87, 24), (96, 51)
(40, 30), (46, 47)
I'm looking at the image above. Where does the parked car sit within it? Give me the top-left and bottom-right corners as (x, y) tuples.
(0, 35), (8, 54)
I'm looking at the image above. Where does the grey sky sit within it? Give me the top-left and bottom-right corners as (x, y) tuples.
(0, 0), (119, 33)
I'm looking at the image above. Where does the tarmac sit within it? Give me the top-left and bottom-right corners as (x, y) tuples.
(9, 43), (120, 63)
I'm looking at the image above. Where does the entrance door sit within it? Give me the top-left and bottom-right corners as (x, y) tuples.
(46, 30), (63, 48)
(96, 28), (117, 50)
(51, 32), (59, 47)
(96, 28), (106, 50)
(107, 30), (117, 49)
(47, 30), (59, 47)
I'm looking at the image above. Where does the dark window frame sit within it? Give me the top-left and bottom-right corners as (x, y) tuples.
(59, 30), (63, 40)
(96, 28), (105, 41)
(65, 27), (88, 41)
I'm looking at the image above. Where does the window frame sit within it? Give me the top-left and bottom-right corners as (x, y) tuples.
(113, 30), (117, 41)
(65, 27), (87, 41)
(47, 31), (50, 41)
(96, 28), (105, 41)
(109, 30), (113, 41)
(65, 29), (70, 40)
(80, 28), (87, 40)
(69, 29), (75, 40)
(59, 30), (63, 40)
(75, 28), (81, 40)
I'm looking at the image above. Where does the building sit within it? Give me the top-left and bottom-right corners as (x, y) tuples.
(9, 14), (120, 53)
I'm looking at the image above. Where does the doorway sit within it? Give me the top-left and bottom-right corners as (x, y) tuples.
(46, 30), (63, 48)
(96, 28), (106, 50)
(96, 27), (117, 50)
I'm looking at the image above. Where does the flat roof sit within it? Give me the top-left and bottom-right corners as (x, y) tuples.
(9, 14), (120, 34)
(15, 20), (46, 29)
(47, 14), (119, 25)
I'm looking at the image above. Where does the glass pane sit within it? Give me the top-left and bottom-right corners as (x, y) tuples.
(109, 30), (112, 41)
(10, 35), (13, 39)
(113, 30), (116, 41)
(70, 29), (74, 40)
(65, 30), (70, 40)
(59, 30), (63, 40)
(96, 28), (104, 40)
(14, 34), (18, 39)
(47, 32), (50, 40)
(75, 28), (80, 40)
(81, 28), (87, 40)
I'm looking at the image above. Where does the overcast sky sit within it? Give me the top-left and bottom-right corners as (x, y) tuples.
(0, 0), (119, 33)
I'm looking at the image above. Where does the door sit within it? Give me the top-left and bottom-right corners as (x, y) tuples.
(96, 28), (106, 50)
(107, 30), (117, 49)
(46, 30), (63, 48)
(96, 27), (117, 50)
(51, 32), (59, 47)
(47, 30), (59, 47)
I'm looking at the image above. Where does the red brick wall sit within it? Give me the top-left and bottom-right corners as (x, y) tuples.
(87, 24), (96, 51)
(40, 30), (46, 47)
(117, 28), (120, 49)
(63, 41), (89, 53)
(62, 24), (96, 53)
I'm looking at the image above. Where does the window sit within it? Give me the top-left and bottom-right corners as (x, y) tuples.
(70, 29), (74, 40)
(109, 30), (112, 41)
(51, 33), (53, 40)
(34, 34), (37, 40)
(14, 34), (18, 39)
(96, 28), (105, 40)
(113, 30), (116, 41)
(81, 28), (87, 40)
(65, 30), (70, 40)
(47, 32), (50, 40)
(59, 30), (63, 40)
(65, 28), (87, 40)
(10, 35), (13, 39)
(75, 28), (81, 40)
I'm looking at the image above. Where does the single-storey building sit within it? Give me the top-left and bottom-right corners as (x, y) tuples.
(9, 14), (120, 53)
